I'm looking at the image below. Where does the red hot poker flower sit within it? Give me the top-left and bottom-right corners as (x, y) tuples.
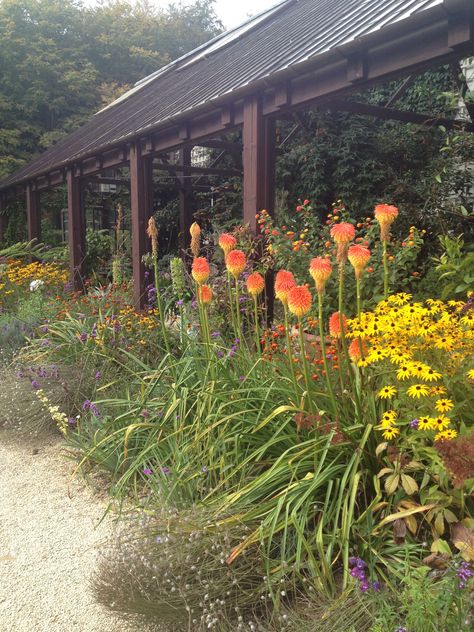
(226, 250), (247, 279)
(191, 257), (210, 284)
(246, 272), (265, 296)
(309, 257), (332, 294)
(287, 285), (312, 318)
(274, 270), (296, 305)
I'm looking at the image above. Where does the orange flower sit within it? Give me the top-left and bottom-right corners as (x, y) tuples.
(329, 311), (347, 337)
(309, 257), (332, 294)
(218, 233), (237, 256)
(330, 222), (355, 245)
(287, 285), (312, 318)
(191, 257), (210, 284)
(246, 272), (265, 296)
(198, 284), (213, 304)
(374, 204), (398, 241)
(348, 245), (371, 278)
(274, 270), (296, 305)
(226, 249), (247, 278)
(348, 338), (367, 361)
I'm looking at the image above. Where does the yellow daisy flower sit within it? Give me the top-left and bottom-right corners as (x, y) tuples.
(429, 415), (451, 431)
(380, 410), (397, 428)
(420, 367), (442, 382)
(467, 369), (474, 380)
(430, 385), (447, 396)
(434, 428), (457, 441)
(378, 386), (397, 399)
(382, 426), (400, 440)
(396, 365), (411, 380)
(435, 399), (454, 413)
(418, 416), (432, 431)
(406, 384), (430, 398)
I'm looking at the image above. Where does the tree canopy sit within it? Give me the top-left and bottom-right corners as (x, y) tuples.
(0, 0), (222, 180)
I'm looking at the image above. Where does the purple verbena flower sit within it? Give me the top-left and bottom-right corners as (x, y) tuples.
(143, 468), (153, 475)
(82, 400), (91, 411)
(457, 561), (473, 588)
(31, 380), (40, 390)
(410, 418), (419, 429)
(79, 332), (87, 343)
(95, 371), (102, 381)
(160, 466), (171, 476)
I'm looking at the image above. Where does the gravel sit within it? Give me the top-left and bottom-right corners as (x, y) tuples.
(0, 428), (143, 632)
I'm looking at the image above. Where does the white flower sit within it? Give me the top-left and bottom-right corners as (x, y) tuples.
(30, 279), (45, 292)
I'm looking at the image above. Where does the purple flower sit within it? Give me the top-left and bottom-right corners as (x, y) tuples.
(160, 466), (171, 476)
(191, 299), (198, 310)
(31, 380), (40, 390)
(82, 400), (91, 411)
(410, 418), (419, 429)
(90, 323), (98, 339)
(79, 332), (87, 343)
(211, 331), (221, 338)
(41, 325), (49, 333)
(68, 417), (77, 427)
(457, 561), (473, 588)
(113, 321), (120, 334)
(216, 351), (224, 358)
(95, 371), (102, 381)
(143, 468), (153, 475)
(239, 376), (245, 381)
(90, 403), (102, 418)
(141, 409), (150, 418)
(41, 340), (50, 347)
(176, 299), (184, 307)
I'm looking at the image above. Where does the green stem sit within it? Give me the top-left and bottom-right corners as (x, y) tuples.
(153, 256), (170, 355)
(318, 292), (337, 414)
(284, 305), (299, 402)
(298, 316), (314, 412)
(338, 262), (351, 369)
(234, 278), (241, 337)
(382, 239), (389, 299)
(356, 276), (365, 361)
(227, 270), (236, 332)
(253, 295), (260, 353)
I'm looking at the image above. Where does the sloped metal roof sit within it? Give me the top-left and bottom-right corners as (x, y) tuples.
(0, 0), (446, 190)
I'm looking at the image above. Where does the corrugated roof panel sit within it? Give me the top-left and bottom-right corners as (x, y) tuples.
(0, 0), (450, 189)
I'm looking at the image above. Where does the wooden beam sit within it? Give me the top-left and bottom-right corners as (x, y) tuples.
(153, 162), (242, 177)
(26, 183), (41, 242)
(242, 94), (276, 232)
(178, 146), (193, 257)
(327, 98), (474, 132)
(130, 142), (153, 310)
(66, 168), (86, 290)
(194, 139), (242, 153)
(0, 195), (7, 244)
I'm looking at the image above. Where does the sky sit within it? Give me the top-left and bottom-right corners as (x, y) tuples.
(210, 0), (276, 28)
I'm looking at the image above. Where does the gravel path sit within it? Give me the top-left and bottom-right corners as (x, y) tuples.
(0, 429), (138, 632)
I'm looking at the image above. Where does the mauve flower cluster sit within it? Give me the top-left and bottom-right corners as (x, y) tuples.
(457, 561), (473, 588)
(348, 557), (381, 593)
(82, 399), (102, 419)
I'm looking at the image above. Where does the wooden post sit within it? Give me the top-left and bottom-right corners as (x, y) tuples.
(0, 195), (7, 244)
(130, 141), (153, 310)
(178, 146), (193, 258)
(26, 183), (41, 242)
(242, 94), (276, 322)
(242, 94), (276, 231)
(66, 168), (86, 290)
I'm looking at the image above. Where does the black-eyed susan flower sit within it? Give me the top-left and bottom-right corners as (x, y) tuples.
(378, 386), (397, 399)
(430, 385), (447, 396)
(467, 369), (474, 380)
(429, 415), (450, 431)
(421, 367), (442, 382)
(435, 398), (454, 414)
(434, 428), (457, 441)
(396, 365), (411, 380)
(418, 416), (432, 431)
(382, 426), (400, 440)
(406, 384), (430, 398)
(380, 410), (397, 428)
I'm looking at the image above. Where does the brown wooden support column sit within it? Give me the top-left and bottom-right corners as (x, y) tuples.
(0, 195), (7, 244)
(66, 168), (86, 290)
(242, 94), (276, 231)
(178, 146), (193, 258)
(242, 94), (276, 322)
(26, 183), (41, 242)
(130, 141), (153, 310)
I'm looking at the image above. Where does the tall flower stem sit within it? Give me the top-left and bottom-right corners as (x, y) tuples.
(253, 295), (260, 353)
(234, 279), (242, 336)
(227, 270), (236, 329)
(153, 255), (170, 355)
(318, 292), (337, 413)
(355, 276), (365, 360)
(382, 239), (389, 299)
(338, 262), (351, 368)
(284, 305), (299, 401)
(298, 316), (314, 412)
